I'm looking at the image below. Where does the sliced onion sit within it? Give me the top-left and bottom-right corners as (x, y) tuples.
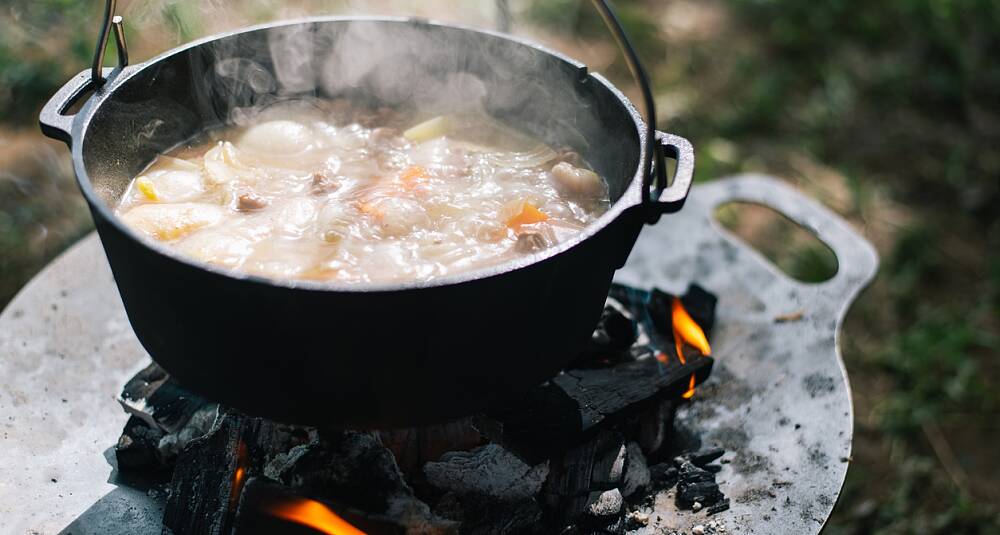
(485, 145), (558, 169)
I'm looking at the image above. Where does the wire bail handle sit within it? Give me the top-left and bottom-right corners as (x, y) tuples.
(92, 0), (129, 86)
(589, 0), (665, 204)
(94, 1), (658, 194)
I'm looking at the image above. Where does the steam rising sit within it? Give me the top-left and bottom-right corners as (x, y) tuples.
(90, 2), (638, 206)
(151, 12), (606, 176)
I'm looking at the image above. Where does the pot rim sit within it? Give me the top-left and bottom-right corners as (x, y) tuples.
(70, 15), (650, 294)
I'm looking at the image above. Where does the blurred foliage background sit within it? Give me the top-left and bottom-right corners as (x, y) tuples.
(1, 0), (997, 532)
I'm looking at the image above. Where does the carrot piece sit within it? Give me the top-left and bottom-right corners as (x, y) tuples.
(398, 165), (429, 191)
(507, 202), (549, 229)
(355, 200), (382, 217)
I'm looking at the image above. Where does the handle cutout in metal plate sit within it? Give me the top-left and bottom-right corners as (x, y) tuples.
(715, 202), (839, 283)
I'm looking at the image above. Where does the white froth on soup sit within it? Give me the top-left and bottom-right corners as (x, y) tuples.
(115, 101), (610, 284)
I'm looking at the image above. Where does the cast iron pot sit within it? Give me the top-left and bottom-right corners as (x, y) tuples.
(40, 15), (693, 428)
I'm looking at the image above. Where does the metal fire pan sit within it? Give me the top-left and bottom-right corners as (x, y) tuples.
(616, 174), (878, 534)
(0, 174), (876, 534)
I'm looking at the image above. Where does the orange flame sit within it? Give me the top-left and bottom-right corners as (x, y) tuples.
(267, 498), (367, 535)
(671, 297), (711, 399)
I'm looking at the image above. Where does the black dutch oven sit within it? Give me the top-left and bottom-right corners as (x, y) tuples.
(39, 2), (693, 428)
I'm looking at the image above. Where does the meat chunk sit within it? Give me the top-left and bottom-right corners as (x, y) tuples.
(550, 162), (605, 199)
(556, 148), (584, 167)
(237, 193), (268, 211)
(310, 172), (341, 195)
(514, 232), (548, 254)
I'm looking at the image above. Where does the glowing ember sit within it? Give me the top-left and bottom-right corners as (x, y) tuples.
(229, 441), (249, 509)
(267, 498), (367, 535)
(671, 297), (712, 399)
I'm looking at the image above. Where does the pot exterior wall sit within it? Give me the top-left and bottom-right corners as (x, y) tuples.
(90, 201), (646, 427)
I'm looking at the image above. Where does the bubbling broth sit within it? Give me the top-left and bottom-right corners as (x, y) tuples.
(115, 101), (611, 284)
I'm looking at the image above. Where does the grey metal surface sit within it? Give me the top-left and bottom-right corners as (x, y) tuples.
(616, 174), (878, 534)
(0, 234), (164, 535)
(0, 174), (876, 534)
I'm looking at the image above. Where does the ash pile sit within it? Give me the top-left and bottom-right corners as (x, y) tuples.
(113, 283), (730, 534)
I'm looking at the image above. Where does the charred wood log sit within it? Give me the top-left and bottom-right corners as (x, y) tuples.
(544, 432), (649, 530)
(573, 299), (638, 367)
(115, 415), (164, 472)
(119, 363), (210, 434)
(482, 357), (712, 461)
(162, 410), (247, 535)
(378, 417), (484, 476)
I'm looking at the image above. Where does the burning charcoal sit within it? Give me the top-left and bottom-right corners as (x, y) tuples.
(378, 427), (420, 475)
(268, 429), (444, 528)
(379, 418), (484, 476)
(547, 432), (616, 499)
(163, 410), (249, 535)
(450, 496), (544, 535)
(263, 443), (311, 481)
(584, 488), (623, 520)
(677, 461), (715, 484)
(627, 344), (657, 361)
(706, 498), (731, 515)
(646, 288), (676, 342)
(424, 444), (549, 502)
(677, 480), (725, 509)
(485, 356), (712, 461)
(232, 476), (457, 535)
(575, 301), (638, 366)
(645, 285), (718, 341)
(545, 432), (637, 530)
(637, 399), (676, 455)
(590, 438), (626, 488)
(648, 463), (678, 488)
(682, 447), (725, 468)
(118, 362), (211, 434)
(675, 462), (724, 509)
(114, 416), (164, 471)
(433, 492), (465, 523)
(245, 419), (316, 471)
(622, 442), (651, 498)
(156, 403), (219, 466)
(681, 283), (717, 336)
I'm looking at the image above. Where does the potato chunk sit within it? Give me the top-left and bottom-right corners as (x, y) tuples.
(120, 203), (225, 241)
(238, 120), (315, 156)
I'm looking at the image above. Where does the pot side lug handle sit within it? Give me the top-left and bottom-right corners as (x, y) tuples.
(646, 131), (695, 222)
(39, 69), (109, 146)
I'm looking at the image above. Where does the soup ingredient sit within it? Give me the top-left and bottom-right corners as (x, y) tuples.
(515, 232), (548, 253)
(121, 203), (225, 241)
(403, 115), (450, 142)
(506, 202), (550, 230)
(115, 103), (610, 284)
(551, 161), (604, 198)
(136, 177), (159, 201)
